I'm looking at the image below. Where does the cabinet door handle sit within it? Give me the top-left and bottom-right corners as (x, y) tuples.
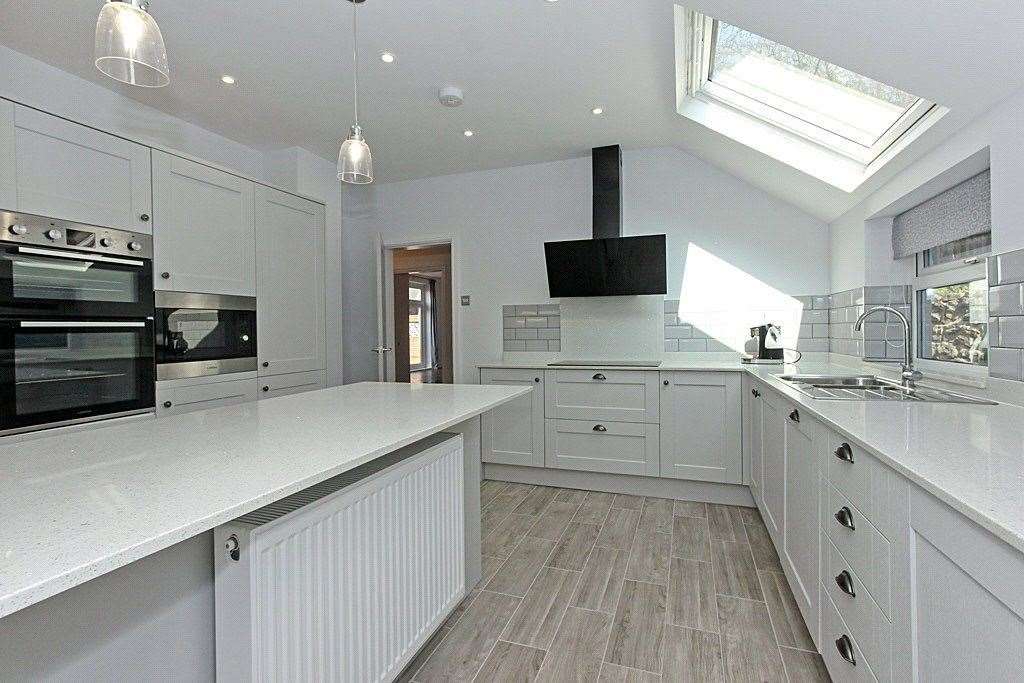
(262, 386), (270, 392)
(751, 388), (760, 397)
(789, 409), (800, 423)
(835, 443), (854, 463)
(835, 635), (856, 666)
(263, 361), (270, 368)
(592, 373), (606, 381)
(534, 377), (541, 383)
(834, 506), (856, 531)
(140, 213), (150, 222)
(593, 424), (607, 432)
(160, 271), (170, 279)
(163, 401), (172, 408)
(835, 570), (856, 597)
(663, 379), (670, 386)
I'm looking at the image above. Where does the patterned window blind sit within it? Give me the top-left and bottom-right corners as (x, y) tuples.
(892, 169), (991, 258)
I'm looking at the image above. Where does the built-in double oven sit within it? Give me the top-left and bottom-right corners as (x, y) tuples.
(0, 211), (155, 436)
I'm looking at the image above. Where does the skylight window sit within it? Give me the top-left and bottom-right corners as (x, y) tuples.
(675, 8), (947, 191)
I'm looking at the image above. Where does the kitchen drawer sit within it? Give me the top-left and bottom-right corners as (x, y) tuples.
(826, 434), (899, 538)
(822, 586), (879, 682)
(826, 484), (892, 618)
(157, 377), (257, 416)
(259, 370), (325, 399)
(544, 369), (659, 423)
(824, 531), (892, 681)
(545, 418), (659, 476)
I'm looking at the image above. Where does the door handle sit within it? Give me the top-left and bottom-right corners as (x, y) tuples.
(835, 570), (856, 597)
(593, 424), (607, 432)
(834, 506), (856, 531)
(835, 443), (854, 463)
(371, 346), (393, 354)
(835, 635), (856, 666)
(789, 409), (800, 423)
(592, 373), (606, 381)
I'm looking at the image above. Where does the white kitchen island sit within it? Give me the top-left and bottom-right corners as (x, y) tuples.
(0, 381), (529, 680)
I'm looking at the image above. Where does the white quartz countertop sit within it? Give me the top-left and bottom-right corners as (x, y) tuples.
(478, 358), (747, 371)
(0, 382), (529, 619)
(482, 356), (1024, 554)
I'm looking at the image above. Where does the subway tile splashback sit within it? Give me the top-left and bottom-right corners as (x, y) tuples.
(988, 249), (1024, 381)
(663, 296), (832, 353)
(502, 304), (561, 352)
(830, 286), (911, 361)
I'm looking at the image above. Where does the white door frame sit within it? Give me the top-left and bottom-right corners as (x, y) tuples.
(375, 235), (461, 383)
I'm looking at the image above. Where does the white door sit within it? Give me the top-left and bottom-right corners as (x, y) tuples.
(659, 371), (742, 483)
(761, 389), (786, 540)
(4, 103), (152, 232)
(152, 150), (255, 295)
(480, 369), (544, 467)
(255, 186), (325, 376)
(782, 407), (819, 621)
(373, 234), (395, 381)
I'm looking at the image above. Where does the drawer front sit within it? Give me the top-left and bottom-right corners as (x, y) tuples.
(822, 587), (879, 683)
(826, 485), (892, 618)
(259, 370), (325, 399)
(544, 369), (659, 423)
(157, 377), (257, 416)
(824, 531), (892, 681)
(545, 418), (659, 476)
(826, 434), (898, 537)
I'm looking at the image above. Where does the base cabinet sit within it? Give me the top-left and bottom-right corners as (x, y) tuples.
(258, 370), (325, 399)
(760, 388), (786, 540)
(746, 384), (765, 503)
(156, 375), (258, 417)
(782, 405), (820, 625)
(480, 369), (544, 467)
(659, 371), (741, 483)
(545, 419), (659, 476)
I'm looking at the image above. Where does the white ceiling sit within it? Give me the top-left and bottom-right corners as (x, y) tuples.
(0, 0), (1022, 221)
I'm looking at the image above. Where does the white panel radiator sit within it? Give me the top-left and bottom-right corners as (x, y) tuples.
(214, 433), (465, 682)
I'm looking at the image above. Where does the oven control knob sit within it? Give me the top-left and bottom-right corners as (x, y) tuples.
(100, 237), (113, 247)
(45, 228), (63, 241)
(8, 224), (28, 236)
(127, 241), (142, 252)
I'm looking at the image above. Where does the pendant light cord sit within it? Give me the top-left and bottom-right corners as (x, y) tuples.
(352, 0), (360, 126)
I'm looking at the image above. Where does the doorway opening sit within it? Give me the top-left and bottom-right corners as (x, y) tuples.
(388, 244), (454, 384)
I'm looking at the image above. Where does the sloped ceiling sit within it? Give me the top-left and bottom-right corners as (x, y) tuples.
(0, 0), (1021, 221)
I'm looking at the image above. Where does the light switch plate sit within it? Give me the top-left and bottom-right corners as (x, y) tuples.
(460, 295), (471, 306)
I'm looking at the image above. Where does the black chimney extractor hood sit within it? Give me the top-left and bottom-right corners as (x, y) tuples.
(544, 145), (667, 297)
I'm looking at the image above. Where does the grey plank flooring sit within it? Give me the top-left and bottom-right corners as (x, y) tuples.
(408, 481), (826, 682)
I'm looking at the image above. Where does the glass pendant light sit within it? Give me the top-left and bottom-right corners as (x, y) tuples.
(95, 0), (169, 88)
(338, 0), (374, 184)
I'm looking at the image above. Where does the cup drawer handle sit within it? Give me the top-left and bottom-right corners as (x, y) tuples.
(592, 373), (606, 381)
(835, 635), (857, 666)
(835, 570), (856, 597)
(834, 506), (856, 531)
(835, 443), (854, 463)
(593, 424), (607, 432)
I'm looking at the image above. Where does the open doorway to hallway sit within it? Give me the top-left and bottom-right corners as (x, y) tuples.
(391, 244), (453, 384)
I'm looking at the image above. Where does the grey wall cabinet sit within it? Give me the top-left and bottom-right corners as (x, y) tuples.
(0, 100), (152, 233)
(255, 185), (326, 376)
(659, 371), (742, 483)
(480, 369), (544, 467)
(152, 150), (255, 296)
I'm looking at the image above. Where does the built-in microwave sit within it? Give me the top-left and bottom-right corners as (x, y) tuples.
(155, 292), (257, 380)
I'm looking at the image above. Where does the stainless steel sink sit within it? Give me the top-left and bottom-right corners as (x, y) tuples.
(777, 374), (997, 405)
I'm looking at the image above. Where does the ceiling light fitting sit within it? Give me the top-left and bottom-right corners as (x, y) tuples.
(592, 107), (604, 115)
(338, 0), (374, 184)
(438, 86), (464, 108)
(463, 130), (474, 137)
(221, 75), (236, 85)
(95, 0), (169, 87)
(380, 51), (396, 63)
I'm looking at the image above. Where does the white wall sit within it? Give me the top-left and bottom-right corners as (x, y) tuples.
(342, 146), (829, 383)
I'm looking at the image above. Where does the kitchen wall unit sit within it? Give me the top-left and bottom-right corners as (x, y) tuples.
(152, 150), (256, 296)
(0, 100), (152, 233)
(480, 369), (544, 467)
(659, 371), (741, 483)
(255, 185), (326, 377)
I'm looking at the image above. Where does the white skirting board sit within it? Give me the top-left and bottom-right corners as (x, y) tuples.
(484, 463), (755, 507)
(214, 433), (465, 682)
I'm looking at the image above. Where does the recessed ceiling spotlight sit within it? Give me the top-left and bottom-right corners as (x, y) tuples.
(463, 130), (475, 137)
(545, 0), (559, 3)
(380, 51), (396, 63)
(221, 75), (236, 85)
(592, 107), (604, 115)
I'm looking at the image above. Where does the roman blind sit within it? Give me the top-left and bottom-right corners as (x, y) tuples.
(892, 169), (991, 258)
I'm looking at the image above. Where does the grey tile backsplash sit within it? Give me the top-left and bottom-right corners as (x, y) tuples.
(829, 286), (910, 361)
(988, 248), (1024, 381)
(502, 304), (561, 352)
(663, 296), (832, 353)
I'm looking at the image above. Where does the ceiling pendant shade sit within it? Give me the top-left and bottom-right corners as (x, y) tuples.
(95, 0), (169, 88)
(338, 0), (374, 184)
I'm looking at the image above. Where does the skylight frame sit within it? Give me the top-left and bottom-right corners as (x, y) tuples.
(681, 12), (938, 167)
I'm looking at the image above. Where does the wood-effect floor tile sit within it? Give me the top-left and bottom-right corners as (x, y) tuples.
(671, 515), (712, 562)
(759, 570), (815, 651)
(528, 500), (582, 540)
(661, 625), (725, 682)
(716, 595), (788, 683)
(708, 504), (749, 544)
(745, 517), (783, 572)
(598, 662), (663, 682)
(473, 640), (546, 682)
(414, 591), (521, 682)
(443, 589), (479, 629)
(625, 531), (671, 585)
(547, 522), (601, 571)
(668, 558), (718, 633)
(711, 541), (764, 601)
(555, 488), (590, 505)
(485, 537), (556, 597)
(515, 486), (560, 516)
(536, 607), (613, 682)
(638, 498), (674, 534)
(483, 514), (538, 558)
(673, 499), (707, 519)
(605, 580), (667, 673)
(397, 626), (449, 682)
(502, 566), (581, 649)
(480, 480), (508, 508)
(595, 508), (641, 550)
(481, 555), (506, 586)
(571, 545), (628, 613)
(736, 506), (761, 526)
(574, 491), (615, 525)
(612, 493), (645, 510)
(779, 647), (830, 683)
(481, 504), (513, 539)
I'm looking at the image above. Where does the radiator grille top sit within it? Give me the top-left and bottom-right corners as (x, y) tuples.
(233, 431), (460, 527)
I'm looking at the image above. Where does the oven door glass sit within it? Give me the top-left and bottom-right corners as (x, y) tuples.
(0, 246), (154, 318)
(0, 319), (155, 434)
(155, 307), (256, 377)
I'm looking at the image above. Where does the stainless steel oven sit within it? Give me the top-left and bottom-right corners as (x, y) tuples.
(155, 292), (256, 380)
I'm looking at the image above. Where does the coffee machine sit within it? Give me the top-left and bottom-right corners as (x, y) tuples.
(742, 324), (785, 364)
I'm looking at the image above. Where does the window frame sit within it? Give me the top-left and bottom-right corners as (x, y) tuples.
(408, 278), (433, 372)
